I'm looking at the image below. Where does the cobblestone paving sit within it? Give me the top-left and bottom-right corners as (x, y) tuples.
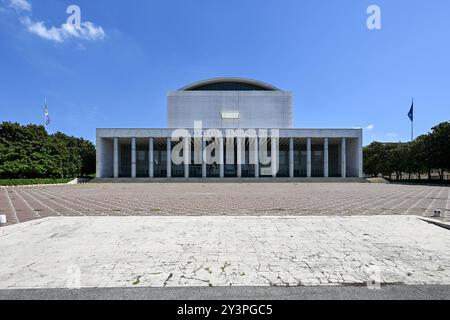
(0, 216), (449, 288)
(1, 183), (449, 226)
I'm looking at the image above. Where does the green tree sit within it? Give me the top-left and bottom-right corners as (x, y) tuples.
(0, 122), (96, 179)
(363, 142), (392, 177)
(77, 138), (96, 177)
(364, 142), (381, 177)
(363, 121), (450, 181)
(410, 135), (429, 179)
(389, 143), (409, 180)
(428, 122), (450, 179)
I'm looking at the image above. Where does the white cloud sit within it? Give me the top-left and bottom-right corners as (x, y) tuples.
(353, 124), (375, 131)
(8, 0), (31, 12)
(21, 16), (105, 43)
(386, 133), (399, 138)
(4, 1), (105, 43)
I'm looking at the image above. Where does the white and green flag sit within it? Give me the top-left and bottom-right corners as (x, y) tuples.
(44, 99), (50, 126)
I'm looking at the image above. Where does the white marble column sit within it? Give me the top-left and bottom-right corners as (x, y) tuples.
(358, 136), (363, 178)
(324, 138), (329, 178)
(271, 137), (278, 178)
(166, 137), (171, 178)
(96, 136), (102, 178)
(341, 137), (347, 178)
(237, 137), (242, 178)
(149, 138), (154, 178)
(113, 138), (119, 178)
(289, 138), (294, 178)
(219, 137), (224, 178)
(254, 137), (259, 178)
(306, 137), (312, 178)
(184, 138), (190, 178)
(202, 139), (207, 178)
(131, 138), (136, 178)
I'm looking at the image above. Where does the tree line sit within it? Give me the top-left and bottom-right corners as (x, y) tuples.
(364, 121), (450, 180)
(1, 121), (449, 181)
(0, 122), (96, 179)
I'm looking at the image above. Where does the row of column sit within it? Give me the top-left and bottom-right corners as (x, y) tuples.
(113, 137), (347, 178)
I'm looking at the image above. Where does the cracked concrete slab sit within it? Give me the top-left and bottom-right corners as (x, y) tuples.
(0, 216), (449, 289)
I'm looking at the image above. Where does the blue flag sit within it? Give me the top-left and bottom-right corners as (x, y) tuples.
(407, 100), (414, 122)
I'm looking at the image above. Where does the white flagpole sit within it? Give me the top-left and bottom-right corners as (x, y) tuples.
(44, 97), (47, 126)
(44, 97), (49, 127)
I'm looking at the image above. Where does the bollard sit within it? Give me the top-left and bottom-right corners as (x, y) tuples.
(0, 215), (6, 225)
(423, 211), (434, 218)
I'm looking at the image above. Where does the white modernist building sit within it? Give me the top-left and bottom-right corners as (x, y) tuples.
(96, 78), (363, 179)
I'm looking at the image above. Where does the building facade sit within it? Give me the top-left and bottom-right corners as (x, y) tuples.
(96, 78), (363, 179)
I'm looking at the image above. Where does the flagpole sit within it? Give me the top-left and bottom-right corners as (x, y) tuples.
(411, 98), (414, 142)
(44, 97), (46, 127)
(44, 97), (49, 127)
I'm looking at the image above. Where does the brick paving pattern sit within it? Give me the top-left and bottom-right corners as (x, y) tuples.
(0, 183), (449, 226)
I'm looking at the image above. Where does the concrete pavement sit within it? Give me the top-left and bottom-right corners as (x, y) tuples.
(1, 216), (449, 289)
(1, 285), (449, 300)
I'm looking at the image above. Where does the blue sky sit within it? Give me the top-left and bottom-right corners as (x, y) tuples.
(0, 0), (449, 145)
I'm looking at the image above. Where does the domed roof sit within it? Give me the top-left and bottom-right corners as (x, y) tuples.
(179, 77), (281, 91)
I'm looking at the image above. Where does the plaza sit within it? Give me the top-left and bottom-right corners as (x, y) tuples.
(1, 183), (449, 225)
(1, 182), (449, 295)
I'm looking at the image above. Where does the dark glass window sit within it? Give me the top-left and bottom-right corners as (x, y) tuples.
(186, 82), (272, 91)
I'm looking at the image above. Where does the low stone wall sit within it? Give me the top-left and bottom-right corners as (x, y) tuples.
(67, 178), (92, 185)
(90, 177), (367, 184)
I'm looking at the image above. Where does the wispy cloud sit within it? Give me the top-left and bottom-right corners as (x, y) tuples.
(353, 124), (375, 131)
(4, 0), (105, 43)
(386, 133), (399, 138)
(21, 16), (105, 43)
(8, 0), (31, 12)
